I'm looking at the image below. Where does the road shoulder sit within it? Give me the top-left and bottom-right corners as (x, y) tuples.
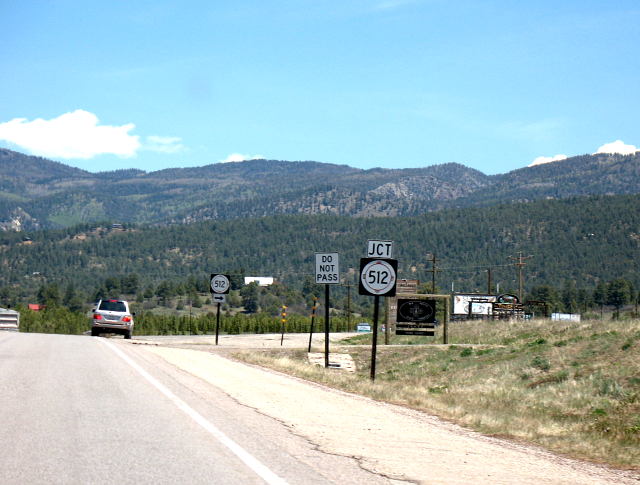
(143, 345), (639, 485)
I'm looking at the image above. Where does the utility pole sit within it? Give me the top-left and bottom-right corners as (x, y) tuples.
(509, 252), (532, 302)
(426, 253), (441, 293)
(487, 267), (493, 295)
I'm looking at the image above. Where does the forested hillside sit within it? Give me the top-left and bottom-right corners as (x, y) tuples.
(455, 152), (640, 207)
(1, 194), (638, 306)
(1, 148), (638, 229)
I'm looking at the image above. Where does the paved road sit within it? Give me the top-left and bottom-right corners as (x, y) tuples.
(0, 332), (392, 485)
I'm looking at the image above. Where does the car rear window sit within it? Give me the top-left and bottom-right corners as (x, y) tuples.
(98, 300), (126, 312)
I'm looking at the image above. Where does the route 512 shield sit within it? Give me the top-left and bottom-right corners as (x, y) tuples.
(210, 274), (231, 294)
(359, 258), (398, 297)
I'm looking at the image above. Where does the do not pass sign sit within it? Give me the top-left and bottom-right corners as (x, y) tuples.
(315, 253), (340, 284)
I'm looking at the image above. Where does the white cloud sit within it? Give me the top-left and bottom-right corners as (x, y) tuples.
(144, 135), (185, 154)
(0, 110), (141, 159)
(219, 153), (264, 163)
(594, 140), (638, 156)
(529, 154), (568, 167)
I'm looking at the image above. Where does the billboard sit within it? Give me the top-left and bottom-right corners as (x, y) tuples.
(551, 313), (581, 322)
(452, 294), (497, 316)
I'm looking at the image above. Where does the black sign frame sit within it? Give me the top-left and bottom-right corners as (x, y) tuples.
(397, 299), (436, 323)
(358, 258), (398, 297)
(209, 273), (231, 294)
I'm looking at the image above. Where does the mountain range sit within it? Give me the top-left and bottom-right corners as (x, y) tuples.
(0, 148), (638, 230)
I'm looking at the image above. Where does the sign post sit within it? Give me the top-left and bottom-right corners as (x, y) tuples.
(210, 274), (230, 345)
(315, 253), (340, 367)
(359, 255), (397, 380)
(280, 305), (287, 346)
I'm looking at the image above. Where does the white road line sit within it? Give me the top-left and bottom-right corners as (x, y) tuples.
(100, 339), (288, 485)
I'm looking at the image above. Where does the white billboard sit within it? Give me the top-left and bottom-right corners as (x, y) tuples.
(453, 294), (497, 316)
(551, 313), (581, 322)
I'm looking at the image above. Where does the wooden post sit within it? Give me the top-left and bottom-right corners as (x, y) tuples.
(443, 297), (449, 345)
(384, 299), (390, 345)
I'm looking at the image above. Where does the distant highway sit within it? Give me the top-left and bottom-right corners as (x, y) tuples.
(0, 332), (390, 484)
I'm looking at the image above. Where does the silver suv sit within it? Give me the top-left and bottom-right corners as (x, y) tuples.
(91, 299), (134, 339)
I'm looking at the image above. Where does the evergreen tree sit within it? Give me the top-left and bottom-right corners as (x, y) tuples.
(121, 273), (140, 294)
(230, 269), (245, 290)
(576, 288), (592, 314)
(240, 281), (260, 313)
(93, 285), (108, 302)
(561, 280), (578, 313)
(606, 279), (631, 319)
(156, 280), (174, 306)
(104, 276), (120, 296)
(0, 286), (17, 308)
(302, 276), (321, 299)
(593, 281), (607, 318)
(528, 285), (561, 313)
(37, 283), (61, 307)
(63, 283), (84, 312)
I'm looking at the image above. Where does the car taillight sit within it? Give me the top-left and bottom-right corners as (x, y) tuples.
(122, 316), (132, 322)
(93, 314), (102, 320)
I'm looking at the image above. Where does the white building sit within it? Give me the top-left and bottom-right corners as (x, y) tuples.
(244, 277), (274, 287)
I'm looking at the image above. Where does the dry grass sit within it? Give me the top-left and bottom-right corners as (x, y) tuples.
(234, 318), (640, 469)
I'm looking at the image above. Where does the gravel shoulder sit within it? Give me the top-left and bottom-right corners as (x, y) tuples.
(135, 334), (639, 485)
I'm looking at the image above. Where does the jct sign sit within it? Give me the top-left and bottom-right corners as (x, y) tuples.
(367, 240), (393, 259)
(315, 253), (340, 284)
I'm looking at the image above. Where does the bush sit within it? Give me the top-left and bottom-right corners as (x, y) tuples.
(19, 305), (88, 335)
(531, 355), (551, 372)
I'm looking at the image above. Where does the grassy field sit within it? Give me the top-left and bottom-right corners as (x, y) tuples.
(233, 317), (640, 469)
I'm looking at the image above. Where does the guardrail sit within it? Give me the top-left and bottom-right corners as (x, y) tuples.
(0, 309), (20, 331)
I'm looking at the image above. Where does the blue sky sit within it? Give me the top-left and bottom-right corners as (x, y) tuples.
(1, 1), (638, 174)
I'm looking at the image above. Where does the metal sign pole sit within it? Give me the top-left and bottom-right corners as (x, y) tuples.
(215, 302), (221, 345)
(209, 274), (230, 345)
(370, 295), (380, 380)
(315, 252), (339, 368)
(324, 285), (330, 368)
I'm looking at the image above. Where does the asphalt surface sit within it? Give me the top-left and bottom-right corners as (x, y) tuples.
(0, 332), (392, 485)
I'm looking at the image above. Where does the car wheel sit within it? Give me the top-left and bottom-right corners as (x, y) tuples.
(91, 328), (100, 337)
(124, 330), (132, 339)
